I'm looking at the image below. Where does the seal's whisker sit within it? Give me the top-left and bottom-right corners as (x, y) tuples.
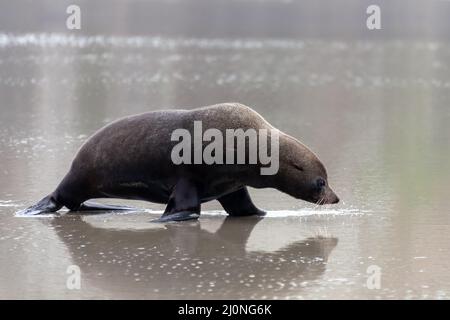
(313, 196), (325, 209)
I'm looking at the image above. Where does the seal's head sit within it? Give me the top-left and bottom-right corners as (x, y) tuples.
(274, 134), (339, 205)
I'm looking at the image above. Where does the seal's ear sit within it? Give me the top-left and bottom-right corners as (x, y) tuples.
(292, 164), (304, 172)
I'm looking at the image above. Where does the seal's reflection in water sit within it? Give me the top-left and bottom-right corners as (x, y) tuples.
(52, 215), (338, 299)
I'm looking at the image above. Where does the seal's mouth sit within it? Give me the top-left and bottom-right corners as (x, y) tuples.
(315, 188), (339, 205)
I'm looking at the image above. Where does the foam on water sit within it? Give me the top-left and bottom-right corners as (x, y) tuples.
(0, 33), (308, 50)
(13, 206), (366, 218)
(14, 210), (58, 218)
(198, 208), (366, 217)
(131, 208), (367, 218)
(0, 200), (21, 208)
(0, 33), (444, 52)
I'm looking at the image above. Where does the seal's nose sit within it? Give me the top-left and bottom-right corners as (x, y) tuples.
(326, 189), (339, 204)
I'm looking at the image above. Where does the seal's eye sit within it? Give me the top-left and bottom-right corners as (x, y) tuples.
(293, 164), (304, 171)
(316, 178), (326, 189)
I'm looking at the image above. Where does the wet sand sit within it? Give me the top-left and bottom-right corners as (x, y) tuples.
(1, 33), (450, 299)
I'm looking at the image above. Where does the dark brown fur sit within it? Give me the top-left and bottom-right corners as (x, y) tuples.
(20, 103), (339, 221)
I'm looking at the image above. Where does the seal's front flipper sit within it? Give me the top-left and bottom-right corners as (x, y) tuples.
(153, 211), (200, 222)
(17, 194), (62, 215)
(75, 201), (135, 212)
(218, 187), (266, 217)
(153, 178), (201, 223)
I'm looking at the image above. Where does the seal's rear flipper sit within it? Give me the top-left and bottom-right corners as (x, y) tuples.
(153, 178), (201, 223)
(152, 211), (200, 222)
(17, 194), (62, 215)
(75, 201), (135, 212)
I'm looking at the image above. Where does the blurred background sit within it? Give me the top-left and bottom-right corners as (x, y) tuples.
(2, 0), (450, 39)
(0, 0), (449, 299)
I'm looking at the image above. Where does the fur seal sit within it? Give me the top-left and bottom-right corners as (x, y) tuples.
(19, 103), (339, 221)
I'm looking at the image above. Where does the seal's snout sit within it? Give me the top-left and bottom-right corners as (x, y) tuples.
(323, 187), (339, 205)
(330, 194), (339, 204)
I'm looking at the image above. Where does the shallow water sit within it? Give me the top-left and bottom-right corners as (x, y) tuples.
(1, 33), (450, 299)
